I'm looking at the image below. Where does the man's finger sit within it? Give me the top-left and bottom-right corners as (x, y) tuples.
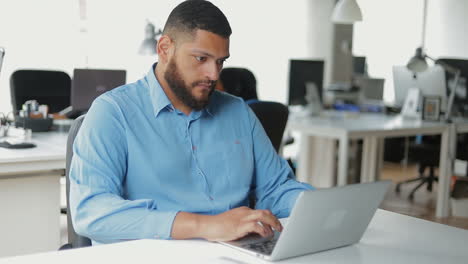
(246, 210), (283, 232)
(262, 223), (274, 237)
(242, 221), (268, 237)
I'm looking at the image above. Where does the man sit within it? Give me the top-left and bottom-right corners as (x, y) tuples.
(70, 0), (313, 244)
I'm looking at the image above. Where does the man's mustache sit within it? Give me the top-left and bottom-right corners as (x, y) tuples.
(192, 80), (217, 89)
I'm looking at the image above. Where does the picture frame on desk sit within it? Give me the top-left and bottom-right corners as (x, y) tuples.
(422, 96), (441, 121)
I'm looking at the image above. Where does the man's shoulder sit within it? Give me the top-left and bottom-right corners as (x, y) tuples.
(101, 80), (144, 103)
(91, 79), (148, 112)
(210, 90), (246, 109)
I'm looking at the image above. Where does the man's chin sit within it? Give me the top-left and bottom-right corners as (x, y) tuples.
(189, 94), (211, 110)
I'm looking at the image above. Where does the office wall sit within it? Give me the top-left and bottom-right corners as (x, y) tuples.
(353, 0), (425, 104)
(353, 0), (468, 104)
(425, 0), (468, 58)
(0, 0), (313, 114)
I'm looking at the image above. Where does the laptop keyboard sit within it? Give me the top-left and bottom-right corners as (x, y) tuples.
(241, 238), (278, 255)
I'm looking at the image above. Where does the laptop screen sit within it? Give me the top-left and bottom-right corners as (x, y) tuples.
(71, 68), (126, 112)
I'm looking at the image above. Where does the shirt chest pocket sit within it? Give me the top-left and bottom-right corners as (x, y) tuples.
(200, 136), (253, 189)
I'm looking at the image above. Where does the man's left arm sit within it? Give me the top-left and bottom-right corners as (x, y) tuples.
(246, 105), (314, 218)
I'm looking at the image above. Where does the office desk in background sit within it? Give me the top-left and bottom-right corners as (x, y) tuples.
(287, 111), (451, 217)
(0, 132), (67, 258)
(1, 210), (467, 263)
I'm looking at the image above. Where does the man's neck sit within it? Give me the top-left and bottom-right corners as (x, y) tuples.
(154, 64), (192, 115)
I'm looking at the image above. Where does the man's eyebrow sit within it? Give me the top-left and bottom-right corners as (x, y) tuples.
(191, 49), (230, 60)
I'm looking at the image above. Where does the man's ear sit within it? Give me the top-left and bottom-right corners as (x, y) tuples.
(157, 35), (173, 63)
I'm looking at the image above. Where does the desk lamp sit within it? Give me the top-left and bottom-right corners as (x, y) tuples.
(139, 21), (162, 55)
(407, 47), (461, 122)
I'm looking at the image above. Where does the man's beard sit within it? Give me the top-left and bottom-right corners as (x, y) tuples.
(164, 58), (216, 111)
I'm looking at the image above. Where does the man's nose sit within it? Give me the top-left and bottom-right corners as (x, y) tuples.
(204, 62), (220, 81)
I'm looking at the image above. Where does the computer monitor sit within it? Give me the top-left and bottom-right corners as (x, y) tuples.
(353, 56), (367, 76)
(356, 77), (385, 101)
(71, 69), (126, 112)
(288, 60), (324, 106)
(392, 65), (446, 110)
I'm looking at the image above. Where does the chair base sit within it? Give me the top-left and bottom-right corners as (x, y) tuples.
(395, 165), (438, 200)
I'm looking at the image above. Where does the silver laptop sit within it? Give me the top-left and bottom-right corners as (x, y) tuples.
(220, 181), (390, 261)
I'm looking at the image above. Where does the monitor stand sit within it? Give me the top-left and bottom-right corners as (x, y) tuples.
(304, 82), (323, 116)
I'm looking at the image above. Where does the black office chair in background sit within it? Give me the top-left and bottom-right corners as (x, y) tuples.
(10, 69), (71, 113)
(219, 67), (258, 102)
(248, 101), (289, 153)
(395, 136), (440, 200)
(59, 115), (92, 250)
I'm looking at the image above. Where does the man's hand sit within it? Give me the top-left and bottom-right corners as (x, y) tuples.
(171, 207), (283, 242)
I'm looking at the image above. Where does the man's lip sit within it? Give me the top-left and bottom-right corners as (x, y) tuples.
(196, 83), (211, 89)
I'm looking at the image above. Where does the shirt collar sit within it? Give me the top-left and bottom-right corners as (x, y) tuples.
(146, 63), (215, 118)
(147, 63), (172, 117)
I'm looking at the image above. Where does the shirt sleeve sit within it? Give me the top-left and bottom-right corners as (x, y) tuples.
(69, 95), (178, 243)
(245, 103), (314, 218)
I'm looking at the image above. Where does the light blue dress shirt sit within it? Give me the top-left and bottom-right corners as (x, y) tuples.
(70, 64), (313, 244)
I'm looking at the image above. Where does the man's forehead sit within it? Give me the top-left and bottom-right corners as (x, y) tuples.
(176, 29), (229, 58)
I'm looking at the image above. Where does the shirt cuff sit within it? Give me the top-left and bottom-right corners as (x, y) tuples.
(142, 210), (179, 240)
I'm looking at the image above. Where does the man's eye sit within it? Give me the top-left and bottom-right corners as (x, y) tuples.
(195, 56), (206, 62)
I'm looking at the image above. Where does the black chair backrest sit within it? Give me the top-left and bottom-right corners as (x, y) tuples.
(220, 67), (258, 101)
(248, 101), (289, 153)
(65, 115), (92, 247)
(10, 70), (71, 113)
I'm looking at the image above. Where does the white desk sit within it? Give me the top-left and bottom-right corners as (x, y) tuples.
(1, 210), (466, 263)
(287, 111), (451, 217)
(0, 132), (67, 258)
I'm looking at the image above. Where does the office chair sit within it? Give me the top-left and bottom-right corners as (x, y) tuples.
(248, 101), (289, 154)
(10, 70), (71, 113)
(395, 136), (440, 200)
(219, 67), (258, 102)
(59, 115), (92, 250)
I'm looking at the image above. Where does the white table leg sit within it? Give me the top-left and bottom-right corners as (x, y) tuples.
(361, 137), (378, 183)
(436, 124), (454, 218)
(296, 135), (336, 187)
(376, 138), (385, 180)
(338, 135), (349, 186)
(361, 137), (379, 183)
(361, 138), (370, 183)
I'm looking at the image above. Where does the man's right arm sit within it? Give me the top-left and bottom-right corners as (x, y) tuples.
(70, 96), (281, 243)
(70, 96), (181, 242)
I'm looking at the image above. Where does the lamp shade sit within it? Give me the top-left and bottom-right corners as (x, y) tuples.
(332, 0), (363, 24)
(407, 47), (428, 73)
(139, 22), (162, 55)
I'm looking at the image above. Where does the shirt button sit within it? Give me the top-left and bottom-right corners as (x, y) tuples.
(209, 196), (214, 200)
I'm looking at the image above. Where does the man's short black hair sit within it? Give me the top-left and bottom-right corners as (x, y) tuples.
(163, 0), (232, 40)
